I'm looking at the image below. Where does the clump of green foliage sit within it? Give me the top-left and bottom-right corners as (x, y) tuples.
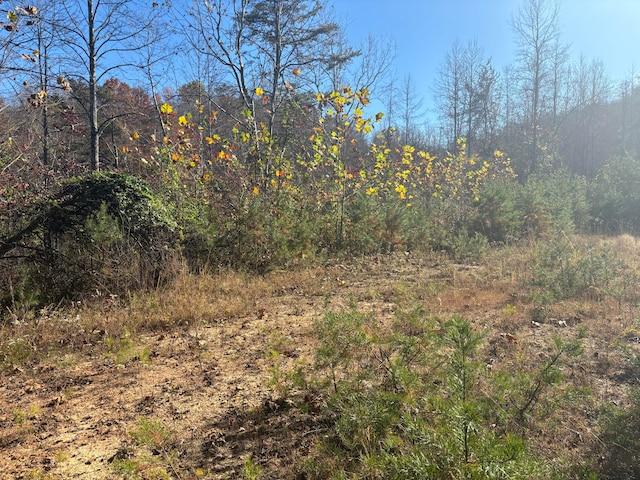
(527, 233), (622, 303)
(304, 306), (589, 479)
(471, 170), (589, 244)
(594, 342), (640, 480)
(112, 416), (177, 480)
(0, 172), (178, 308)
(590, 154), (640, 235)
(596, 388), (640, 479)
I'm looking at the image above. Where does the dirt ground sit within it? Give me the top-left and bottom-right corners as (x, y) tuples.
(1, 251), (638, 479)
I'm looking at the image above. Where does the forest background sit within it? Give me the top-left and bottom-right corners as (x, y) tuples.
(1, 0), (639, 299)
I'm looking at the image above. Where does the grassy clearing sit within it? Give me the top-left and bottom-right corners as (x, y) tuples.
(0, 235), (639, 478)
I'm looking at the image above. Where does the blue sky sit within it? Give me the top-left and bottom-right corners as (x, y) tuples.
(333, 0), (640, 121)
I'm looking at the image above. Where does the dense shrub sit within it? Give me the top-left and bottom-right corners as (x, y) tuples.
(597, 387), (640, 479)
(527, 234), (622, 303)
(589, 153), (640, 234)
(0, 172), (178, 307)
(341, 193), (432, 255)
(524, 170), (590, 234)
(307, 309), (585, 479)
(470, 170), (589, 244)
(470, 179), (524, 242)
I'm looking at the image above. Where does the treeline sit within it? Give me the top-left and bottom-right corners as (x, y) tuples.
(0, 0), (639, 307)
(0, 0), (637, 176)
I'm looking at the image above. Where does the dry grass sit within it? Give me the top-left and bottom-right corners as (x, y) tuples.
(1, 238), (639, 478)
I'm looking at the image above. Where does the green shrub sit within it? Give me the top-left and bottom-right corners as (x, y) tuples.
(597, 388), (640, 479)
(590, 153), (640, 234)
(0, 172), (178, 307)
(524, 170), (590, 235)
(442, 230), (488, 263)
(471, 171), (589, 244)
(130, 417), (174, 451)
(211, 191), (320, 272)
(471, 179), (524, 243)
(340, 194), (431, 255)
(528, 234), (621, 303)
(314, 309), (373, 392)
(307, 308), (583, 479)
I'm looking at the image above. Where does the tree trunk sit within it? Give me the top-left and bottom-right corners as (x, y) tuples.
(88, 0), (100, 171)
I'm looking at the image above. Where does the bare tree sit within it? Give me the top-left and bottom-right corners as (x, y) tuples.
(317, 32), (394, 145)
(472, 59), (501, 156)
(52, 0), (167, 171)
(11, 1), (73, 167)
(500, 63), (517, 147)
(182, 0), (360, 179)
(319, 34), (395, 155)
(511, 0), (561, 174)
(560, 56), (611, 176)
(619, 66), (638, 154)
(549, 39), (571, 129)
(397, 74), (424, 146)
(434, 39), (498, 155)
(245, 1), (349, 135)
(0, 5), (40, 78)
(183, 0), (254, 117)
(434, 39), (466, 149)
(184, 0), (353, 127)
(140, 20), (181, 142)
(0, 2), (76, 171)
(461, 39), (483, 156)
